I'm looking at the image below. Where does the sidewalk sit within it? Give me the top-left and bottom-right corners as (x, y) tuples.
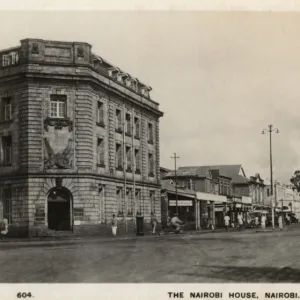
(0, 225), (297, 248)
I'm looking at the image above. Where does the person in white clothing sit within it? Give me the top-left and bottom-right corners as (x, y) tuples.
(111, 214), (117, 237)
(278, 214), (283, 230)
(261, 214), (266, 230)
(0, 219), (8, 239)
(224, 214), (230, 232)
(237, 213), (243, 231)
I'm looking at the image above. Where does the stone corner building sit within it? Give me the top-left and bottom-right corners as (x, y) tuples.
(0, 38), (163, 237)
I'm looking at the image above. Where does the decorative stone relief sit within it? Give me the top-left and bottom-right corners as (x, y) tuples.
(44, 137), (74, 169)
(43, 124), (74, 170)
(32, 43), (39, 54)
(44, 117), (73, 132)
(77, 46), (84, 58)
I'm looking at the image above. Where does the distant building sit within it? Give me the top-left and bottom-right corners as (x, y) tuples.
(0, 38), (163, 237)
(264, 181), (300, 218)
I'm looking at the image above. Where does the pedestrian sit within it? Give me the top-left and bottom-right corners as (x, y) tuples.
(261, 214), (266, 230)
(150, 212), (158, 234)
(237, 213), (243, 231)
(0, 218), (8, 239)
(170, 214), (184, 234)
(224, 214), (230, 232)
(286, 214), (291, 226)
(255, 216), (259, 228)
(278, 214), (283, 230)
(111, 214), (117, 237)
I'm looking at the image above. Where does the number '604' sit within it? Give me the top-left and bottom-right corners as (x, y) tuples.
(17, 293), (32, 298)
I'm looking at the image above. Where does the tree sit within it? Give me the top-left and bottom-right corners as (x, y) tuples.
(290, 170), (300, 192)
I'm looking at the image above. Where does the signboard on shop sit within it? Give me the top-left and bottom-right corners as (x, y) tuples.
(169, 200), (193, 207)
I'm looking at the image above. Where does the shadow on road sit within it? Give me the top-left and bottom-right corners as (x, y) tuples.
(182, 265), (300, 283)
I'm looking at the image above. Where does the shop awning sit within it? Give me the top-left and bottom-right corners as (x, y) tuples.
(196, 192), (227, 203)
(161, 180), (196, 200)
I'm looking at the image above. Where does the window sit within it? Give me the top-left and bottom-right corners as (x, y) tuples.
(187, 179), (194, 190)
(50, 95), (67, 118)
(127, 188), (133, 216)
(1, 97), (12, 121)
(126, 146), (132, 172)
(134, 117), (140, 139)
(2, 188), (12, 224)
(1, 136), (12, 165)
(150, 191), (155, 214)
(117, 187), (123, 216)
(148, 123), (154, 144)
(136, 189), (141, 214)
(115, 109), (122, 132)
(267, 189), (270, 197)
(97, 138), (105, 167)
(2, 51), (18, 67)
(125, 113), (131, 136)
(115, 143), (123, 170)
(97, 101), (105, 126)
(135, 148), (141, 174)
(148, 153), (154, 176)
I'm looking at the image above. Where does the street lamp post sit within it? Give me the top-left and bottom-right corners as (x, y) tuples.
(171, 153), (180, 215)
(262, 125), (279, 229)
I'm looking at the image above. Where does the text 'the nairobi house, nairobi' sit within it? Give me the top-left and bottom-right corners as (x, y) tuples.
(0, 38), (163, 237)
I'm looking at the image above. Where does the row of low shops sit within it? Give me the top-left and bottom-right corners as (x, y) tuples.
(161, 180), (253, 229)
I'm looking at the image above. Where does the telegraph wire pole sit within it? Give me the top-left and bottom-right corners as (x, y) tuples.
(261, 124), (279, 229)
(171, 153), (179, 215)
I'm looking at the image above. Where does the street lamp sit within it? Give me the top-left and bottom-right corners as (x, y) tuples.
(171, 153), (179, 215)
(262, 124), (279, 228)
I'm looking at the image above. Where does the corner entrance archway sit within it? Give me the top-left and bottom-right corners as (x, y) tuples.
(48, 188), (72, 231)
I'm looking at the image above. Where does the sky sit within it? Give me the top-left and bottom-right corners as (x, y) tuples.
(1, 11), (300, 183)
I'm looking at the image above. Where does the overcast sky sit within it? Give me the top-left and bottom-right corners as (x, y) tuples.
(1, 11), (300, 183)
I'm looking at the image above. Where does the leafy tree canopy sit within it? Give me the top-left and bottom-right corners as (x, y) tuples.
(290, 170), (300, 192)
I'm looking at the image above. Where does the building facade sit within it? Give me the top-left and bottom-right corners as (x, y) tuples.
(0, 38), (163, 237)
(164, 166), (227, 229)
(264, 181), (300, 218)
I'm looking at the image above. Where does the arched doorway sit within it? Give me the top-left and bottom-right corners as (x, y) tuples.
(48, 188), (72, 231)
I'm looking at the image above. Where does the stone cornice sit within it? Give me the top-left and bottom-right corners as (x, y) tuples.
(0, 65), (164, 118)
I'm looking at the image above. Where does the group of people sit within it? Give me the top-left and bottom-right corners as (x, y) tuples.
(224, 213), (267, 231)
(110, 213), (185, 237)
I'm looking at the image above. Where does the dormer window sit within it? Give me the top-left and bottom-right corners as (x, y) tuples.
(2, 51), (19, 67)
(141, 87), (150, 97)
(125, 78), (132, 88)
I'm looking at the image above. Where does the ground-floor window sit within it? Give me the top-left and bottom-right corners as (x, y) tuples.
(117, 187), (124, 216)
(2, 187), (12, 224)
(150, 191), (155, 213)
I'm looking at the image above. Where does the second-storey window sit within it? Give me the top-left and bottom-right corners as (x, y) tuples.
(1, 97), (12, 121)
(134, 117), (140, 139)
(115, 109), (122, 132)
(125, 113), (131, 136)
(97, 138), (105, 167)
(148, 153), (154, 176)
(1, 136), (12, 165)
(134, 148), (141, 173)
(97, 101), (105, 126)
(148, 122), (154, 144)
(126, 146), (132, 172)
(115, 143), (122, 170)
(50, 95), (67, 118)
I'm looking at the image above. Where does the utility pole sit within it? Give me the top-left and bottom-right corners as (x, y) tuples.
(171, 153), (179, 215)
(262, 125), (279, 229)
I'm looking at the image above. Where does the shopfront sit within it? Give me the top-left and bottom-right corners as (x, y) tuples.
(196, 192), (227, 229)
(161, 180), (197, 230)
(228, 197), (252, 225)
